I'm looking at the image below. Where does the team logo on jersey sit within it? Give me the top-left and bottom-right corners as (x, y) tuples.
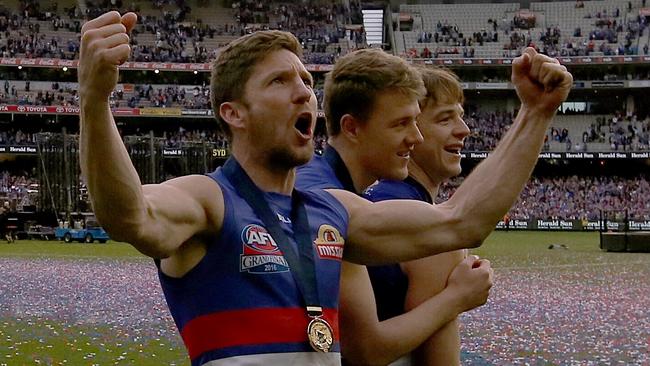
(240, 224), (289, 274)
(314, 225), (344, 261)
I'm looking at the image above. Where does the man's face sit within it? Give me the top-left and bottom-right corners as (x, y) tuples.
(356, 89), (423, 182)
(413, 99), (470, 182)
(238, 49), (317, 169)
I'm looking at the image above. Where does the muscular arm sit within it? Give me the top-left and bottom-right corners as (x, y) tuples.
(436, 48), (572, 247)
(403, 251), (465, 366)
(332, 48), (572, 264)
(340, 254), (492, 365)
(339, 262), (464, 365)
(79, 12), (221, 258)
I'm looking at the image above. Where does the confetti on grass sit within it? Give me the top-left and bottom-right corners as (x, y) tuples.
(0, 257), (648, 364)
(461, 263), (650, 365)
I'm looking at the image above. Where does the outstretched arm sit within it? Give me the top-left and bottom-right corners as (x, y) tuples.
(332, 48), (572, 264)
(79, 11), (221, 258)
(339, 256), (492, 365)
(437, 47), (573, 250)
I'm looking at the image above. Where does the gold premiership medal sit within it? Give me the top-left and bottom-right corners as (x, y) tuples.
(307, 317), (334, 352)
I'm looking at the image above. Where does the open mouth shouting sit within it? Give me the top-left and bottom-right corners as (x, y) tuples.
(294, 112), (314, 139)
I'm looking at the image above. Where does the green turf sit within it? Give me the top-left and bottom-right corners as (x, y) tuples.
(0, 231), (647, 267)
(0, 318), (187, 365)
(0, 240), (148, 259)
(0, 231), (615, 266)
(471, 231), (650, 268)
(1, 231), (648, 365)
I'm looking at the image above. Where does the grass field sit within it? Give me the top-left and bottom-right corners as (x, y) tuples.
(0, 231), (648, 365)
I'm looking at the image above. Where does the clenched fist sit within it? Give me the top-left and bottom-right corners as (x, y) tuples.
(512, 47), (573, 118)
(78, 11), (137, 101)
(447, 254), (494, 312)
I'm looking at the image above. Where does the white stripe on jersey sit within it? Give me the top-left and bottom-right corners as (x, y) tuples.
(202, 352), (342, 366)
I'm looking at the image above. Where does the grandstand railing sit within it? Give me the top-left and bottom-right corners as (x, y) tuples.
(2, 54), (650, 71)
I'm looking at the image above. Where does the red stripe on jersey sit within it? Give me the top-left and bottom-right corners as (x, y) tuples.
(180, 307), (339, 360)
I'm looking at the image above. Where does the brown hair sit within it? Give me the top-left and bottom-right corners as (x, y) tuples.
(416, 66), (464, 109)
(324, 48), (425, 136)
(210, 30), (303, 139)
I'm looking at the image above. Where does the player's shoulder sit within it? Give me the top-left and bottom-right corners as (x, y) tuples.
(363, 179), (422, 202)
(296, 155), (340, 190)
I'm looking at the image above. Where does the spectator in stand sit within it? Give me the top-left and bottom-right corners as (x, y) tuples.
(438, 175), (650, 221)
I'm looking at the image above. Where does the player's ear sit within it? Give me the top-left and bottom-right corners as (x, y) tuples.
(219, 101), (247, 131)
(340, 114), (362, 143)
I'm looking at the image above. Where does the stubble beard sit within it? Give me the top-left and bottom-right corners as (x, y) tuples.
(266, 141), (314, 171)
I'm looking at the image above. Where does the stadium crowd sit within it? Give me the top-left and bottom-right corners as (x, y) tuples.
(1, 0), (365, 64)
(3, 162), (648, 222)
(437, 175), (650, 221)
(0, 170), (36, 211)
(463, 110), (650, 152)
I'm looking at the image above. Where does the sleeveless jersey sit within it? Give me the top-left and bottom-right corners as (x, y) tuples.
(362, 177), (432, 321)
(296, 147), (355, 192)
(156, 167), (349, 366)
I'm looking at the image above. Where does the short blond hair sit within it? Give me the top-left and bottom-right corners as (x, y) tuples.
(324, 48), (425, 136)
(416, 66), (464, 108)
(210, 30), (303, 140)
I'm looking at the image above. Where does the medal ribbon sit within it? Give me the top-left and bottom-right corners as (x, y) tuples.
(221, 157), (324, 318)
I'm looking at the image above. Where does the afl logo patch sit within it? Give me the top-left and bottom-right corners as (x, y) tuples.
(242, 224), (280, 254)
(314, 225), (344, 261)
(240, 224), (289, 274)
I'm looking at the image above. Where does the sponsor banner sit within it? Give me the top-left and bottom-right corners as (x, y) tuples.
(162, 148), (183, 157)
(3, 55), (650, 72)
(535, 219), (576, 230)
(464, 151), (649, 160)
(112, 108), (140, 116)
(0, 105), (325, 120)
(596, 152), (632, 159)
(537, 152), (563, 159)
(180, 109), (213, 116)
(468, 152), (489, 159)
(475, 82), (510, 89)
(162, 148), (230, 158)
(564, 152), (596, 159)
(409, 55), (650, 66)
(140, 107), (182, 116)
(496, 219), (532, 230)
(0, 145), (37, 154)
(493, 219), (650, 231)
(0, 104), (139, 116)
(583, 220), (603, 231)
(212, 148), (228, 158)
(13, 105), (49, 113)
(0, 58), (79, 67)
(591, 80), (625, 88)
(54, 106), (81, 114)
(629, 220), (650, 231)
